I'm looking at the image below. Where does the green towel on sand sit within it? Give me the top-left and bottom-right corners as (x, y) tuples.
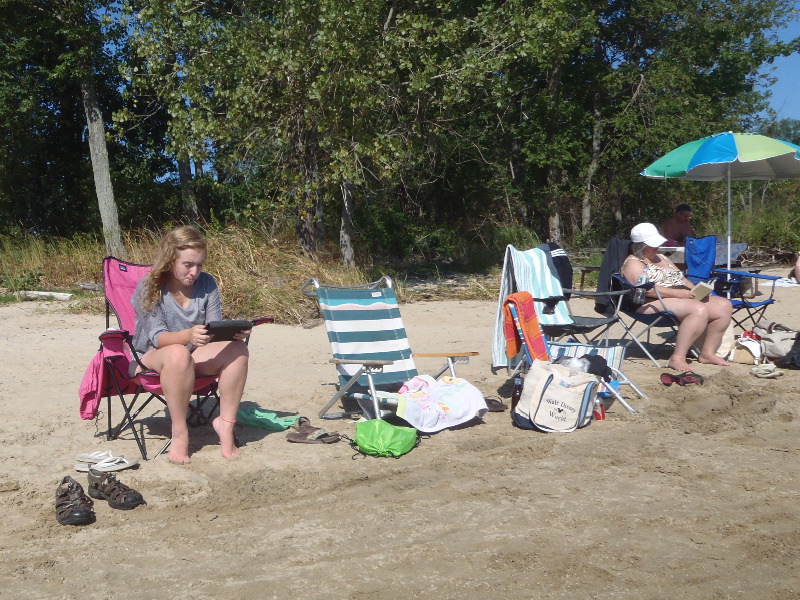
(236, 407), (300, 431)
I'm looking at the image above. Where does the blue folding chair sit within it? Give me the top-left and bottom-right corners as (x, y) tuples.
(685, 235), (780, 330)
(301, 276), (477, 420)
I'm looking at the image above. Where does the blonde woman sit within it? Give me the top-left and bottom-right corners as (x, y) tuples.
(132, 226), (250, 463)
(621, 223), (732, 372)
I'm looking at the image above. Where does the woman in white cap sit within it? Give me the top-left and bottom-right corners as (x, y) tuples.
(621, 223), (732, 371)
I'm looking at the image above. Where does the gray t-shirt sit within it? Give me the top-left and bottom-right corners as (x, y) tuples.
(131, 271), (222, 355)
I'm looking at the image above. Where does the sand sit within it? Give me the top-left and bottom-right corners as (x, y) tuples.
(1, 271), (799, 599)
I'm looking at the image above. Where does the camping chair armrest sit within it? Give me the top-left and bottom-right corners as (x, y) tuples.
(564, 288), (628, 298)
(413, 352), (479, 358)
(252, 317), (274, 326)
(331, 358), (394, 367)
(413, 352), (478, 378)
(711, 268), (781, 281)
(99, 328), (129, 340)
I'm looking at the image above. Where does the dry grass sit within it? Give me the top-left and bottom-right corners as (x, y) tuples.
(0, 226), (499, 323)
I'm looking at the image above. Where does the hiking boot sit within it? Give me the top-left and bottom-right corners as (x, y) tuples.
(87, 469), (146, 511)
(55, 475), (95, 525)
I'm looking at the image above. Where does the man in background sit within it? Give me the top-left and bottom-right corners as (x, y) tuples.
(660, 203), (696, 246)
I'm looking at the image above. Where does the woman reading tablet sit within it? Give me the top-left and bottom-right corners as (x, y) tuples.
(131, 225), (250, 464)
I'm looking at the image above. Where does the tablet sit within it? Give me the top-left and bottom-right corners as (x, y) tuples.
(205, 320), (254, 342)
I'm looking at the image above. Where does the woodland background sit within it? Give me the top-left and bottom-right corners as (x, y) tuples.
(2, 0), (800, 305)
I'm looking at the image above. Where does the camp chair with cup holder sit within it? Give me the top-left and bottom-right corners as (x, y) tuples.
(301, 276), (478, 420)
(684, 235), (780, 331)
(92, 256), (269, 460)
(491, 244), (626, 373)
(592, 237), (697, 368)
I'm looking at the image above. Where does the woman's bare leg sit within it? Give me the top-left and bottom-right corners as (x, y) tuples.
(639, 298), (709, 371)
(697, 296), (733, 366)
(140, 345), (195, 464)
(193, 341), (249, 459)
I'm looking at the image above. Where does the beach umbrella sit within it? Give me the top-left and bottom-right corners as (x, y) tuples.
(640, 131), (800, 269)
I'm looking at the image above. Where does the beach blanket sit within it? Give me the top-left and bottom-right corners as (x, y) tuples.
(503, 292), (549, 362)
(386, 375), (488, 433)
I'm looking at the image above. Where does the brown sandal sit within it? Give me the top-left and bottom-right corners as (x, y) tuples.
(288, 417), (340, 443)
(55, 475), (95, 525)
(87, 470), (146, 510)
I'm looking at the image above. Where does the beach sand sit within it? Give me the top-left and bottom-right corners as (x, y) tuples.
(1, 271), (798, 599)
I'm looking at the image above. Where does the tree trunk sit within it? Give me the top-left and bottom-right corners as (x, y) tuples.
(340, 181), (355, 267)
(297, 194), (318, 255)
(545, 60), (563, 244)
(80, 74), (125, 258)
(178, 152), (199, 223)
(582, 92), (603, 233)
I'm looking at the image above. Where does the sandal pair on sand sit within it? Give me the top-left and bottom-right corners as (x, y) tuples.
(660, 371), (704, 386)
(74, 450), (138, 473)
(286, 417), (341, 444)
(55, 470), (146, 526)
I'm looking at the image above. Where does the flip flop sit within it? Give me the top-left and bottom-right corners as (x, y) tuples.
(679, 372), (704, 385)
(750, 364), (784, 379)
(484, 397), (508, 412)
(75, 456), (139, 472)
(75, 450), (124, 464)
(286, 429), (340, 444)
(660, 371), (704, 386)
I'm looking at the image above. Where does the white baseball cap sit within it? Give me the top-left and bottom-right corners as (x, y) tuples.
(630, 223), (668, 248)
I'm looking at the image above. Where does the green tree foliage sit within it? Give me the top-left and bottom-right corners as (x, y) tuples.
(1, 0), (799, 258)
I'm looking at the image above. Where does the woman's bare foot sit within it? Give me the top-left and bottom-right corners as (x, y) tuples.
(698, 354), (731, 366)
(667, 357), (693, 371)
(212, 416), (240, 459)
(168, 431), (191, 464)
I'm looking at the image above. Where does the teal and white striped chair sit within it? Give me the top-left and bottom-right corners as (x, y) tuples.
(302, 276), (478, 420)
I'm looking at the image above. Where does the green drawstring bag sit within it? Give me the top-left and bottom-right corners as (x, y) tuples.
(352, 419), (418, 458)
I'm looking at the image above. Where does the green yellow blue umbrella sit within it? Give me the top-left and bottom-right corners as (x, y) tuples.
(641, 131), (800, 267)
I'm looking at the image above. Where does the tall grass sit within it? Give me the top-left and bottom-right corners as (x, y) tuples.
(0, 225), (498, 323)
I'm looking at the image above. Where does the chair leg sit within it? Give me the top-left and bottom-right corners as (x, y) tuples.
(599, 380), (637, 414)
(318, 366), (368, 418)
(105, 375), (149, 461)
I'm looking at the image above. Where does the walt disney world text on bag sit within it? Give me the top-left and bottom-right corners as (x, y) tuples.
(514, 360), (599, 433)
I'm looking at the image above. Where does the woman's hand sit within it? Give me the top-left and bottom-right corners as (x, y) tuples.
(232, 329), (252, 341)
(188, 324), (213, 347)
(660, 286), (695, 300)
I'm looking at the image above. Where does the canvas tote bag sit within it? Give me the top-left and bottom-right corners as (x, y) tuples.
(513, 360), (599, 433)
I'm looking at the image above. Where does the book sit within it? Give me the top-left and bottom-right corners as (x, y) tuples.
(692, 280), (714, 301)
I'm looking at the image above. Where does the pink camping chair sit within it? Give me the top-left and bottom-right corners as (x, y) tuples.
(97, 256), (222, 460)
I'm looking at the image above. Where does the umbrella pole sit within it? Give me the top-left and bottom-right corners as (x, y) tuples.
(727, 165), (732, 272)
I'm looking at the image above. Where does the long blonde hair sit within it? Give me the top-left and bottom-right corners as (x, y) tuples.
(140, 226), (207, 311)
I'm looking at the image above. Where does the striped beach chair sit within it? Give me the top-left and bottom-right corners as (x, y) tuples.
(302, 276), (477, 420)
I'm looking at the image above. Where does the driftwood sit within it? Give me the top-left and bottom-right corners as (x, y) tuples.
(19, 291), (74, 301)
(76, 281), (102, 292)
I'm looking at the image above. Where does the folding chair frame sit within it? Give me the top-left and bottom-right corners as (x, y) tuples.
(100, 256), (223, 460)
(611, 274), (700, 368)
(302, 276), (477, 420)
(685, 236), (781, 331)
(507, 304), (641, 414)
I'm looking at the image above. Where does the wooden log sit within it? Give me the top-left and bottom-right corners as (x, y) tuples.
(19, 291), (74, 301)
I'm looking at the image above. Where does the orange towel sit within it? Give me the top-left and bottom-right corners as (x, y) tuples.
(503, 292), (549, 361)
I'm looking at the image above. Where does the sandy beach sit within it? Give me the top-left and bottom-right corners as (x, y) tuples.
(1, 271), (799, 599)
